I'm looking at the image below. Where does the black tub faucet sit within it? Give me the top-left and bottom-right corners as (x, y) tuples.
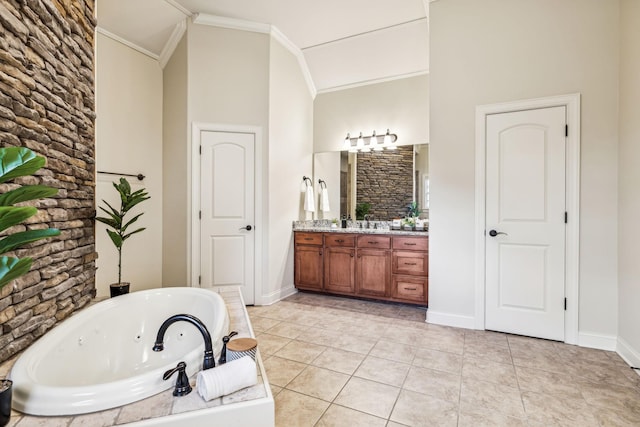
(153, 314), (216, 370)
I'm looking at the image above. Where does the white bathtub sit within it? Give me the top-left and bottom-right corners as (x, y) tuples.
(10, 287), (229, 416)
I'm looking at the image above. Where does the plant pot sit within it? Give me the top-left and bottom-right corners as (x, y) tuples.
(0, 379), (12, 427)
(110, 282), (130, 298)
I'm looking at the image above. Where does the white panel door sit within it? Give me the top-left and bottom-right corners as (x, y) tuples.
(200, 131), (255, 304)
(485, 106), (566, 341)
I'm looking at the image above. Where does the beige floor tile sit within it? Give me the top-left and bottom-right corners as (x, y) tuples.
(403, 366), (461, 402)
(333, 334), (377, 354)
(458, 409), (526, 427)
(286, 365), (350, 401)
(463, 340), (512, 364)
(413, 348), (463, 375)
(297, 328), (342, 347)
(459, 378), (525, 419)
(275, 389), (329, 427)
(265, 321), (308, 339)
(579, 380), (640, 420)
(68, 409), (120, 427)
(116, 389), (173, 424)
(390, 389), (458, 427)
(522, 390), (600, 426)
(263, 355), (307, 387)
(416, 330), (465, 355)
(462, 357), (518, 387)
(316, 404), (387, 427)
(464, 329), (509, 348)
(334, 377), (400, 419)
(515, 365), (582, 398)
(311, 347), (366, 375)
(255, 332), (291, 355)
(386, 422), (409, 427)
(369, 340), (417, 364)
(274, 340), (326, 364)
(12, 416), (73, 427)
(270, 384), (283, 397)
(249, 316), (281, 332)
(354, 356), (410, 387)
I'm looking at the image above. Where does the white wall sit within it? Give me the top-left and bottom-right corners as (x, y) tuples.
(314, 75), (429, 152)
(267, 38), (314, 300)
(429, 0), (620, 342)
(617, 0), (640, 365)
(95, 33), (163, 296)
(162, 34), (188, 286)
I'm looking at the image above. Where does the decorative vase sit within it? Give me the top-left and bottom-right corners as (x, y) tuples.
(0, 379), (12, 427)
(110, 282), (130, 298)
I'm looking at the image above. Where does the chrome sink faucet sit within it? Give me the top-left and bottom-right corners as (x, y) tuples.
(152, 314), (216, 370)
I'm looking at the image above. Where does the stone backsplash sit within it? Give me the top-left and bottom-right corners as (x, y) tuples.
(356, 145), (413, 219)
(0, 0), (96, 362)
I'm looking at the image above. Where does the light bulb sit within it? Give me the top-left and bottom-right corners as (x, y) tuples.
(343, 133), (351, 150)
(356, 132), (364, 149)
(372, 131), (383, 151)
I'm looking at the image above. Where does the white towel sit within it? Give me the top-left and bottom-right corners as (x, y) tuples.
(304, 186), (315, 212)
(320, 188), (331, 212)
(196, 356), (257, 401)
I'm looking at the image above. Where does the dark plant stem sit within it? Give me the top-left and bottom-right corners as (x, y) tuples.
(117, 246), (122, 284)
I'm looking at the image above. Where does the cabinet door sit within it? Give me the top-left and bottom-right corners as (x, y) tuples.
(356, 249), (390, 297)
(294, 245), (323, 290)
(324, 247), (355, 294)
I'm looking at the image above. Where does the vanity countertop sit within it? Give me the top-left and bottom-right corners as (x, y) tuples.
(293, 226), (429, 237)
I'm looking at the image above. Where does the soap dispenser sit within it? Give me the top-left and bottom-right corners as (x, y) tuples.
(341, 215), (347, 229)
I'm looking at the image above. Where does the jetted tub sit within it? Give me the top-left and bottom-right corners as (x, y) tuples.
(10, 287), (229, 416)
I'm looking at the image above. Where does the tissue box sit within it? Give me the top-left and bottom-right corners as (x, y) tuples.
(392, 219), (402, 230)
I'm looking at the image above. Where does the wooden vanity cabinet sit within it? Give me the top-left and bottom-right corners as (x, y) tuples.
(294, 232), (323, 291)
(323, 234), (356, 295)
(356, 235), (391, 297)
(294, 231), (428, 305)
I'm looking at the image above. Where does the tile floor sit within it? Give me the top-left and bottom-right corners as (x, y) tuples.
(247, 292), (640, 427)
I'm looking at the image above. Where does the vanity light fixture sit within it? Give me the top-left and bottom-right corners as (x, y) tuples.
(342, 129), (398, 151)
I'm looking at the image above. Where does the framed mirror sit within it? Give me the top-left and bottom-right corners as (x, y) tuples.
(313, 144), (428, 221)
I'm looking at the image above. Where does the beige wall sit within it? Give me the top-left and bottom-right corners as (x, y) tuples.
(267, 39), (315, 299)
(314, 74), (429, 152)
(162, 34), (189, 286)
(430, 0), (620, 341)
(618, 0), (640, 364)
(96, 33), (163, 296)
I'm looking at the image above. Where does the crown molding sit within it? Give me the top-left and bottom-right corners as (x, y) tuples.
(316, 70), (429, 95)
(193, 13), (316, 98)
(96, 27), (159, 61)
(159, 19), (187, 69)
(192, 13), (271, 34)
(163, 0), (192, 17)
(270, 26), (317, 99)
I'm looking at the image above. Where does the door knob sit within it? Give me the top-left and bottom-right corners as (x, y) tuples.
(239, 225), (252, 231)
(488, 229), (507, 237)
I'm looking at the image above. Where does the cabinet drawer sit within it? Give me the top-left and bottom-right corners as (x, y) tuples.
(357, 235), (391, 249)
(392, 275), (427, 304)
(393, 251), (428, 276)
(295, 232), (323, 246)
(392, 236), (428, 251)
(325, 234), (355, 247)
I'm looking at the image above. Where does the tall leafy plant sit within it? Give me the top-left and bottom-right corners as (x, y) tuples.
(0, 147), (60, 288)
(95, 178), (149, 284)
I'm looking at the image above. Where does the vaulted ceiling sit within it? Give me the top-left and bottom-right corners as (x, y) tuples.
(96, 0), (429, 94)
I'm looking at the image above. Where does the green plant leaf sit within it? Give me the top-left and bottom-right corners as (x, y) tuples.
(0, 228), (60, 254)
(121, 212), (143, 233)
(0, 256), (32, 289)
(95, 216), (119, 229)
(123, 195), (150, 212)
(96, 204), (122, 228)
(0, 185), (58, 206)
(0, 206), (37, 233)
(0, 147), (46, 184)
(106, 229), (123, 249)
(122, 227), (145, 241)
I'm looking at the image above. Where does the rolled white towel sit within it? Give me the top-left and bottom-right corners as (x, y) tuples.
(304, 186), (315, 212)
(320, 188), (331, 212)
(196, 356), (257, 401)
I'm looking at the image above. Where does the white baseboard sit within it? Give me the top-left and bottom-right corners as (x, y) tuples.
(426, 310), (476, 329)
(617, 337), (640, 369)
(259, 285), (297, 306)
(577, 331), (617, 351)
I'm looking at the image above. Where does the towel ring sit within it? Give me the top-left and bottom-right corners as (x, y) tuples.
(318, 179), (327, 189)
(302, 176), (312, 187)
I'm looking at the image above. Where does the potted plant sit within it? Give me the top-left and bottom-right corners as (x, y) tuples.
(355, 202), (371, 220)
(402, 217), (416, 231)
(0, 147), (61, 426)
(95, 178), (149, 297)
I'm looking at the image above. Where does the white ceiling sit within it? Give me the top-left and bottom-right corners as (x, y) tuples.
(96, 0), (429, 93)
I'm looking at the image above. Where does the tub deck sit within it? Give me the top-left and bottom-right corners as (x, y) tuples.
(0, 287), (274, 427)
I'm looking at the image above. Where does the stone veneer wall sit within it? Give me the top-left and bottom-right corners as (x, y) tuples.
(0, 0), (96, 362)
(356, 145), (413, 220)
